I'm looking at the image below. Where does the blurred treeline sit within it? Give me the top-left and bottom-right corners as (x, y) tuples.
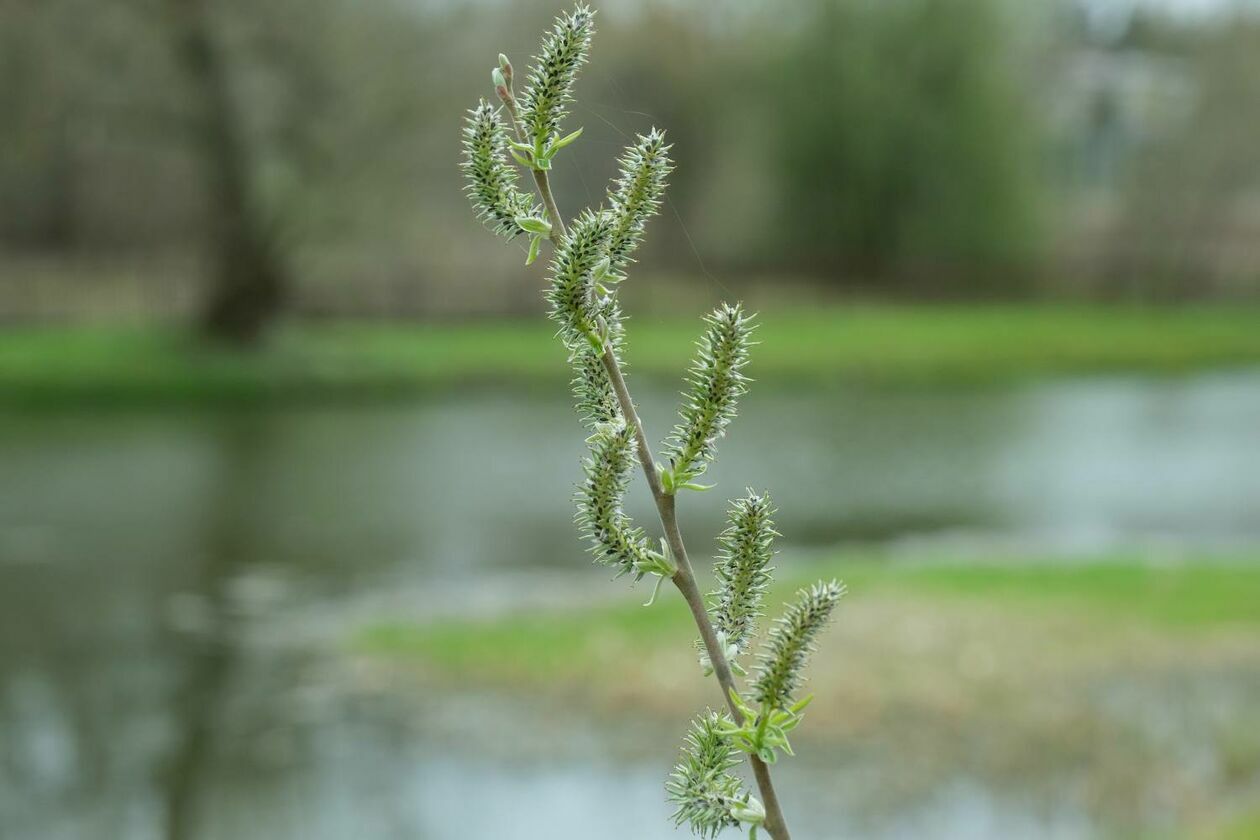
(1, 0), (1259, 335)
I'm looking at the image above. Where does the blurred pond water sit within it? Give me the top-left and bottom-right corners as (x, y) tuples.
(1, 370), (1258, 839)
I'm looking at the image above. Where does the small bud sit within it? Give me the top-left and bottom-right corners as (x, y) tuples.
(498, 53), (513, 87)
(492, 67), (511, 106)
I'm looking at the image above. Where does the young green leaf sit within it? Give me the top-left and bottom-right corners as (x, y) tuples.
(515, 216), (553, 236)
(549, 126), (585, 153)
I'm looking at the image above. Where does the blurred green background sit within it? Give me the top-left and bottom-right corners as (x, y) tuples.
(2, 0), (1259, 838)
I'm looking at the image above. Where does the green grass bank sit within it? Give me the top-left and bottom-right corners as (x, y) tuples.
(352, 554), (1260, 838)
(354, 555), (1260, 685)
(2, 304), (1259, 404)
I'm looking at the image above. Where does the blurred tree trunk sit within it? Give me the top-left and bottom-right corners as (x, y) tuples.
(169, 0), (286, 345)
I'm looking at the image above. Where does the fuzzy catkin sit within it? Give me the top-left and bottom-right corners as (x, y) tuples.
(752, 581), (846, 711)
(570, 296), (624, 427)
(663, 302), (755, 483)
(546, 209), (613, 343)
(606, 129), (672, 272)
(460, 101), (534, 238)
(518, 4), (594, 146)
(710, 491), (777, 654)
(576, 421), (661, 578)
(665, 712), (749, 838)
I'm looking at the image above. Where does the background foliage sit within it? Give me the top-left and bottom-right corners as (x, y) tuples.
(4, 0), (1260, 330)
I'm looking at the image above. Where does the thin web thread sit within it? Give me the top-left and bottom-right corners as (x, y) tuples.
(582, 93), (733, 298)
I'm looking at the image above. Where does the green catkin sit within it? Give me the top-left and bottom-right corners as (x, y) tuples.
(606, 129), (673, 272)
(663, 302), (755, 484)
(576, 421), (662, 578)
(710, 491), (778, 655)
(566, 130), (670, 428)
(752, 581), (846, 711)
(545, 209), (613, 344)
(570, 296), (624, 428)
(460, 100), (534, 238)
(666, 712), (755, 838)
(518, 3), (594, 147)
(571, 344), (619, 427)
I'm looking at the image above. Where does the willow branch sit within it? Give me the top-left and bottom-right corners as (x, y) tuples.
(511, 166), (789, 840)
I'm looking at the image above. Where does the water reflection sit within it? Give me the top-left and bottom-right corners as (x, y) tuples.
(162, 416), (272, 840)
(0, 371), (1257, 838)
